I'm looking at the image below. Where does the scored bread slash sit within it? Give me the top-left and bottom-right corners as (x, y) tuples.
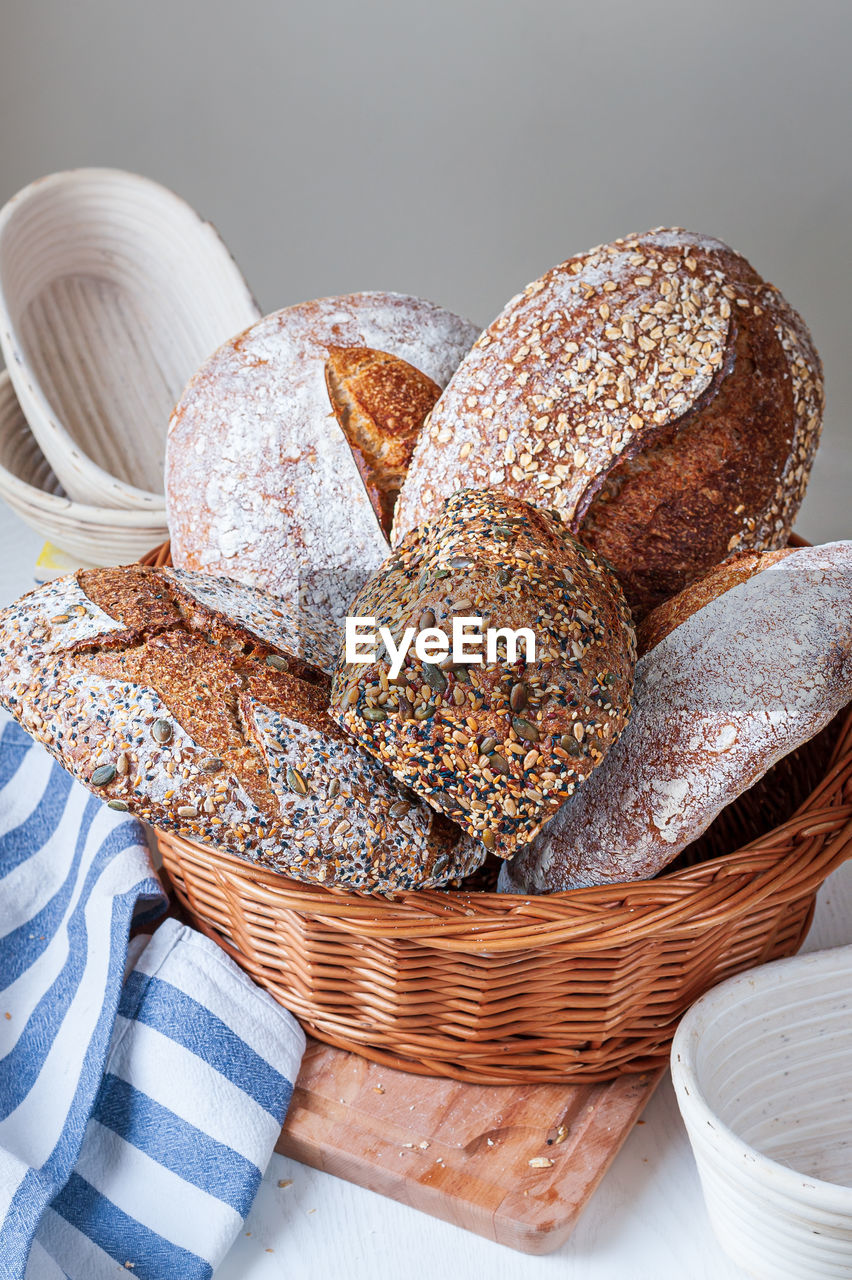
(0, 564), (484, 892)
(325, 346), (442, 536)
(635, 546), (796, 656)
(330, 489), (635, 853)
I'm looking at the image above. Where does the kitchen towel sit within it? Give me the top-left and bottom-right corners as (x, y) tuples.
(0, 717), (305, 1279)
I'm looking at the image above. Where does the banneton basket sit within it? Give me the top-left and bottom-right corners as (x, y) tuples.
(0, 372), (168, 565)
(0, 168), (260, 509)
(671, 946), (852, 1280)
(141, 540), (852, 1084)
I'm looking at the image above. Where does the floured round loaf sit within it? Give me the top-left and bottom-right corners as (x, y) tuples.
(394, 229), (823, 618)
(330, 490), (635, 853)
(167, 293), (480, 626)
(499, 542), (852, 892)
(0, 565), (484, 891)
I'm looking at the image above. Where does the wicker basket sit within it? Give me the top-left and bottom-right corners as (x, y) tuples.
(142, 541), (852, 1084)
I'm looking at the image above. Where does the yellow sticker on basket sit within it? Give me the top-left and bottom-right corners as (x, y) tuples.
(34, 542), (96, 584)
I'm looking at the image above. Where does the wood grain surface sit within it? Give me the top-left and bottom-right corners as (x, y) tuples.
(276, 1038), (662, 1253)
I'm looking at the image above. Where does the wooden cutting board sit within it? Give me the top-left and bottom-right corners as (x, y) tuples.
(275, 1038), (663, 1254)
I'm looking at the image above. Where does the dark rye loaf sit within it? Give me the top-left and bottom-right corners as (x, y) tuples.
(393, 228), (823, 618)
(0, 565), (484, 892)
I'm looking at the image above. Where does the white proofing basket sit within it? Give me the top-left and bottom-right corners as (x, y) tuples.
(0, 371), (168, 565)
(0, 168), (260, 509)
(671, 946), (852, 1280)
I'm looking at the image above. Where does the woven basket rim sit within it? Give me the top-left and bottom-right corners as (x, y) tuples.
(154, 703), (852, 952)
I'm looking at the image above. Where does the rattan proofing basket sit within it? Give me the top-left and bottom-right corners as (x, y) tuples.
(142, 541), (852, 1084)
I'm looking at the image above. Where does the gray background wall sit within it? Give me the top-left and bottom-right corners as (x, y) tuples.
(0, 0), (849, 538)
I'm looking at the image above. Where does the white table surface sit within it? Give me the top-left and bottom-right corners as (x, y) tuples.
(1, 475), (850, 1280)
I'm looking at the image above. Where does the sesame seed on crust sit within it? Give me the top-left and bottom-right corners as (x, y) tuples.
(0, 565), (484, 892)
(330, 490), (636, 854)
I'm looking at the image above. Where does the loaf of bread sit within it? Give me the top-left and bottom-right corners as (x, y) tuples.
(330, 490), (635, 853)
(499, 542), (852, 892)
(166, 293), (480, 626)
(393, 229), (823, 618)
(0, 565), (484, 891)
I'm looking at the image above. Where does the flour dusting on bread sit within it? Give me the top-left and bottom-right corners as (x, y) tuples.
(167, 293), (479, 626)
(501, 542), (852, 892)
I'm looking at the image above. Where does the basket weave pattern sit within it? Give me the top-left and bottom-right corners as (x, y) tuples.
(145, 542), (852, 1083)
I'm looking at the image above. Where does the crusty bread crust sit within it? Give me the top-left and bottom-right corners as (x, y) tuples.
(0, 565), (484, 891)
(394, 229), (823, 618)
(636, 546), (796, 655)
(324, 345), (441, 536)
(166, 293), (479, 626)
(331, 490), (635, 853)
(499, 542), (852, 893)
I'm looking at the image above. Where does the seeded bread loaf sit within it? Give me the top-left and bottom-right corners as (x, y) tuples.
(0, 565), (484, 891)
(499, 542), (852, 893)
(166, 293), (480, 626)
(330, 490), (635, 853)
(393, 228), (823, 618)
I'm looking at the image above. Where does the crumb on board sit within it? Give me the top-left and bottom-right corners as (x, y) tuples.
(529, 1157), (554, 1169)
(277, 1179), (293, 1188)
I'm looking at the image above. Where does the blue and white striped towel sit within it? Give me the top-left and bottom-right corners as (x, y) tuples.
(0, 717), (306, 1280)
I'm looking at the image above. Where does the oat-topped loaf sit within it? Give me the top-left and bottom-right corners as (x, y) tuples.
(167, 293), (480, 626)
(330, 490), (635, 853)
(393, 229), (823, 617)
(500, 542), (852, 893)
(0, 565), (484, 891)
